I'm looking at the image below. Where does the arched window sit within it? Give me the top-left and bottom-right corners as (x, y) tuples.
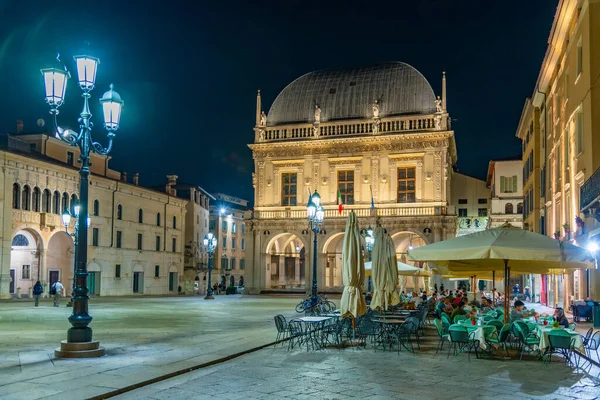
(138, 208), (144, 223)
(22, 185), (31, 211)
(53, 191), (60, 214)
(117, 204), (123, 220)
(42, 189), (51, 212)
(517, 202), (523, 214)
(62, 192), (69, 213)
(505, 203), (514, 214)
(156, 212), (161, 227)
(93, 200), (100, 216)
(12, 183), (20, 209)
(239, 276), (244, 286)
(70, 194), (78, 214)
(12, 234), (29, 247)
(173, 216), (177, 229)
(32, 187), (40, 212)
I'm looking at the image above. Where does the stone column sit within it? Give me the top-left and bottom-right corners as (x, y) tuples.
(278, 256), (285, 286)
(40, 249), (48, 298)
(294, 256), (300, 286)
(416, 160), (423, 201)
(273, 168), (280, 206)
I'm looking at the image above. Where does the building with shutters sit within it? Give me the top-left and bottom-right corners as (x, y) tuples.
(0, 127), (187, 299)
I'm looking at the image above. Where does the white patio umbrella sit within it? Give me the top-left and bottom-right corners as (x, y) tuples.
(363, 260), (433, 277)
(384, 234), (401, 307)
(340, 211), (367, 319)
(370, 228), (399, 310)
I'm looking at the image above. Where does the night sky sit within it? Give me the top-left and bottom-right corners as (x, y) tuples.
(0, 0), (557, 203)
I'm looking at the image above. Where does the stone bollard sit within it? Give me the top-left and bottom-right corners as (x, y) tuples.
(16, 287), (21, 299)
(28, 287), (33, 298)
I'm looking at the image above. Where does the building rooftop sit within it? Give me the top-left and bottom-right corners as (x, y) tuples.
(267, 62), (436, 126)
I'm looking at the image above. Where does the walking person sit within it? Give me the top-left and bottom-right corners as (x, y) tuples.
(513, 283), (519, 300)
(51, 280), (64, 307)
(33, 281), (43, 306)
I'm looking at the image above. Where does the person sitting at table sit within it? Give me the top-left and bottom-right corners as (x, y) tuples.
(452, 293), (463, 306)
(412, 292), (422, 306)
(450, 301), (467, 321)
(510, 300), (533, 323)
(553, 307), (570, 328)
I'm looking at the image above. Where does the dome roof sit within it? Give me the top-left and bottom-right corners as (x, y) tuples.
(267, 62), (436, 126)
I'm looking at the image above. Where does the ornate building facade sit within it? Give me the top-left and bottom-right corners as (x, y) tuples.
(516, 0), (600, 303)
(245, 62), (457, 294)
(0, 130), (187, 298)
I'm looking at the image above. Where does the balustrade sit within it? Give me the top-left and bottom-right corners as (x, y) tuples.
(260, 113), (441, 142)
(253, 204), (451, 220)
(581, 166), (600, 210)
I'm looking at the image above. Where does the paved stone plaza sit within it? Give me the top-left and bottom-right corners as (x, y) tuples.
(0, 295), (599, 400)
(0, 295), (299, 399)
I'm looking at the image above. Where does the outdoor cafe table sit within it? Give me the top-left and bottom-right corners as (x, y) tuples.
(297, 316), (334, 349)
(454, 320), (491, 350)
(372, 319), (406, 351)
(535, 325), (585, 352)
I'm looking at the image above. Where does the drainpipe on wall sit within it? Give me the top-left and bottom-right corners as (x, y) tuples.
(110, 182), (119, 247)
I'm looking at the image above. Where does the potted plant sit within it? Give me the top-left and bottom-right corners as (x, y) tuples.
(563, 223), (571, 240)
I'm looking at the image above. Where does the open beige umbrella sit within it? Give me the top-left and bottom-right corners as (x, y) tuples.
(364, 261), (433, 277)
(408, 224), (592, 323)
(368, 227), (388, 310)
(340, 211), (367, 319)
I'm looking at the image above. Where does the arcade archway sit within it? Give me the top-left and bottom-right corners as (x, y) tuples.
(321, 232), (345, 289)
(47, 231), (74, 292)
(265, 233), (306, 289)
(10, 229), (42, 294)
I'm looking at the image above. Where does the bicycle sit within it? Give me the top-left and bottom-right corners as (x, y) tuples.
(295, 294), (336, 315)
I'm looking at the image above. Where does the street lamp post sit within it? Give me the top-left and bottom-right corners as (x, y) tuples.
(203, 232), (218, 300)
(61, 204), (90, 307)
(42, 54), (123, 347)
(306, 190), (325, 304)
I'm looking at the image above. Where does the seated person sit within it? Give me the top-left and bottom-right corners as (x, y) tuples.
(452, 293), (463, 306)
(412, 292), (422, 306)
(450, 301), (467, 321)
(510, 300), (533, 323)
(553, 307), (570, 328)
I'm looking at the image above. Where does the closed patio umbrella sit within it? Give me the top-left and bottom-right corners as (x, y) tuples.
(369, 226), (388, 311)
(408, 224), (592, 322)
(340, 211), (367, 319)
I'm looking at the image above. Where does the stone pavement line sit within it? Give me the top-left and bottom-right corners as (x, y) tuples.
(87, 337), (290, 400)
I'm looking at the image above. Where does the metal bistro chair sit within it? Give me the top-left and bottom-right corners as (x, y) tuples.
(405, 316), (422, 350)
(392, 320), (414, 353)
(447, 324), (479, 361)
(453, 314), (467, 324)
(357, 317), (378, 349)
(287, 319), (309, 351)
(487, 319), (504, 332)
(513, 322), (541, 361)
(274, 315), (291, 345)
(543, 329), (575, 366)
(584, 331), (600, 366)
(433, 318), (449, 354)
(485, 323), (511, 358)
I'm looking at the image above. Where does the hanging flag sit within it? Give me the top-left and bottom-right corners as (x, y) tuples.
(337, 189), (344, 214)
(370, 185), (375, 210)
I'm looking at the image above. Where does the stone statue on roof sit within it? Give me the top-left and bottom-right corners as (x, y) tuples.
(372, 101), (380, 119)
(435, 96), (443, 113)
(260, 111), (267, 127)
(314, 104), (321, 123)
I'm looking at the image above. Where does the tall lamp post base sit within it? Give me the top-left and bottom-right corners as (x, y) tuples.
(204, 294), (215, 300)
(54, 340), (105, 358)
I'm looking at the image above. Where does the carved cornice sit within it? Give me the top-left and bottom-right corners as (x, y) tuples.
(272, 159), (305, 168)
(389, 152), (425, 160)
(328, 156), (363, 165)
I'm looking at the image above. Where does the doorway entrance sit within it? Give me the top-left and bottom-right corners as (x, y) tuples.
(133, 272), (144, 293)
(48, 270), (60, 287)
(89, 272), (101, 296)
(9, 269), (15, 293)
(168, 272), (177, 292)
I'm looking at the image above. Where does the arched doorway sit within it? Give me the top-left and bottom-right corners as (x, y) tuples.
(10, 229), (42, 294)
(133, 264), (144, 294)
(321, 232), (345, 289)
(47, 231), (74, 294)
(391, 231), (428, 293)
(265, 233), (306, 289)
(239, 276), (244, 286)
(229, 275), (235, 287)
